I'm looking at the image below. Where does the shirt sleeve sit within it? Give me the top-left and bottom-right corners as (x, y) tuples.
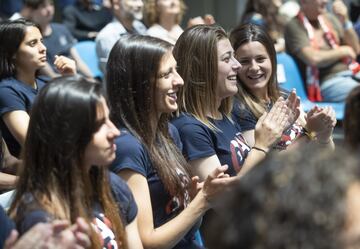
(176, 122), (216, 161)
(17, 210), (51, 235)
(110, 133), (149, 177)
(109, 172), (138, 224)
(0, 85), (26, 116)
(0, 206), (15, 249)
(232, 103), (257, 131)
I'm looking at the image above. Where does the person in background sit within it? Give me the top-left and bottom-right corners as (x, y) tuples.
(241, 0), (287, 52)
(144, 0), (187, 44)
(62, 0), (113, 41)
(23, 0), (93, 79)
(284, 0), (360, 102)
(96, 0), (146, 74)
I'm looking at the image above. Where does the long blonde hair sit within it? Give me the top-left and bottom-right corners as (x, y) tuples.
(174, 24), (233, 130)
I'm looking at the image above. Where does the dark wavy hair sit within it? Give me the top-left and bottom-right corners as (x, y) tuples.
(230, 23), (280, 118)
(344, 85), (360, 150)
(207, 145), (360, 249)
(9, 76), (126, 249)
(106, 34), (191, 199)
(0, 19), (39, 80)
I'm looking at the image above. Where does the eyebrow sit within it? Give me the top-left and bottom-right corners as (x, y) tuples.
(220, 51), (232, 58)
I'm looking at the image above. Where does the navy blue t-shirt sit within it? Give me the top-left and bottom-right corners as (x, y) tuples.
(110, 124), (203, 249)
(0, 205), (15, 249)
(171, 113), (251, 176)
(0, 77), (46, 157)
(14, 172), (136, 249)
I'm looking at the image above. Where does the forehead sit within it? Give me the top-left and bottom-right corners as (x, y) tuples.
(235, 41), (268, 56)
(159, 51), (176, 69)
(22, 26), (42, 41)
(217, 38), (233, 54)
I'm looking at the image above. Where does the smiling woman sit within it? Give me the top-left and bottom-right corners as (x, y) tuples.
(230, 23), (336, 151)
(171, 24), (299, 180)
(106, 34), (233, 249)
(0, 19), (76, 158)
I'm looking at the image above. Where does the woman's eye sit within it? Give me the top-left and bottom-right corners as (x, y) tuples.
(223, 57), (230, 63)
(239, 59), (249, 64)
(29, 41), (37, 47)
(257, 58), (266, 63)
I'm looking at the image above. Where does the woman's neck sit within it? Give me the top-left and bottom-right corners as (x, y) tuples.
(16, 70), (37, 88)
(253, 88), (270, 102)
(206, 99), (223, 120)
(158, 14), (177, 31)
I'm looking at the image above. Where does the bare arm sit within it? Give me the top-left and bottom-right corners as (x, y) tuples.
(300, 45), (356, 68)
(119, 166), (231, 249)
(125, 218), (144, 249)
(2, 111), (30, 146)
(0, 173), (17, 190)
(332, 0), (360, 54)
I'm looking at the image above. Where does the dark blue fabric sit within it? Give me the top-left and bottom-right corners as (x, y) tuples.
(0, 77), (46, 157)
(171, 113), (251, 176)
(110, 124), (203, 249)
(0, 205), (15, 249)
(15, 171), (137, 241)
(43, 23), (76, 70)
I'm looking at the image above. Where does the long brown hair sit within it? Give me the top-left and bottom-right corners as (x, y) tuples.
(230, 23), (280, 118)
(173, 24), (233, 130)
(106, 35), (191, 201)
(9, 76), (127, 249)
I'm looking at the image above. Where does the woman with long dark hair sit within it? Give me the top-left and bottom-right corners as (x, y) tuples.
(8, 76), (143, 249)
(230, 23), (336, 151)
(0, 19), (76, 158)
(107, 34), (231, 249)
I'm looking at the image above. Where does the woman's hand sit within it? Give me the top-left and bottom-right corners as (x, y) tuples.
(200, 165), (238, 206)
(4, 218), (91, 249)
(306, 106), (336, 143)
(254, 97), (290, 150)
(285, 90), (301, 129)
(54, 55), (77, 76)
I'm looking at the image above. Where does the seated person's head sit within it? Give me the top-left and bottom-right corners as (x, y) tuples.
(23, 0), (54, 25)
(207, 145), (360, 249)
(110, 0), (144, 21)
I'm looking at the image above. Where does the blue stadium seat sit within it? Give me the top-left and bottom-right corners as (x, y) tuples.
(73, 41), (103, 80)
(276, 52), (344, 120)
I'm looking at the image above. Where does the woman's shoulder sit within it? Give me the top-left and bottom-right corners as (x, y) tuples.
(115, 128), (146, 154)
(171, 113), (204, 128)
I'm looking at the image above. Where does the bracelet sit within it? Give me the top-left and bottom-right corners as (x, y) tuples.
(252, 146), (268, 155)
